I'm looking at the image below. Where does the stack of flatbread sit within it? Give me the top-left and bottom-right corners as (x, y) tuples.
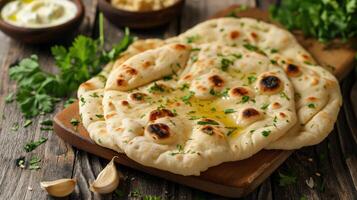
(78, 18), (342, 176)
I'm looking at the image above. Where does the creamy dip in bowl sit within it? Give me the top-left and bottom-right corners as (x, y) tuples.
(1, 0), (77, 28)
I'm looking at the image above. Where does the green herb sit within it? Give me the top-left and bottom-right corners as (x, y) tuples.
(186, 35), (200, 43)
(278, 172), (297, 186)
(70, 118), (80, 127)
(260, 103), (269, 110)
(130, 189), (141, 197)
(210, 107), (217, 112)
(247, 75), (257, 84)
(191, 48), (201, 52)
(5, 92), (14, 103)
(170, 144), (185, 156)
(143, 195), (162, 200)
(270, 0), (357, 42)
(163, 75), (173, 81)
(181, 91), (195, 105)
(221, 58), (234, 71)
(64, 98), (76, 108)
(241, 96), (250, 103)
(96, 114), (104, 119)
(280, 92), (291, 101)
(270, 48), (279, 53)
(308, 103), (316, 108)
(226, 5), (248, 17)
(29, 156), (41, 170)
(24, 137), (47, 152)
(40, 120), (53, 126)
(80, 96), (86, 106)
(89, 92), (99, 98)
(197, 120), (219, 125)
(23, 119), (32, 128)
(224, 109), (236, 114)
(148, 83), (165, 93)
(9, 16), (133, 119)
(243, 44), (266, 55)
(226, 127), (238, 136)
(261, 130), (271, 137)
(11, 122), (19, 131)
(179, 83), (189, 91)
(16, 156), (26, 169)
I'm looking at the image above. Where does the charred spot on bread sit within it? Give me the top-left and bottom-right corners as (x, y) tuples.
(142, 60), (153, 69)
(259, 75), (282, 94)
(149, 109), (175, 121)
(173, 44), (187, 50)
(116, 78), (126, 86)
(130, 92), (148, 102)
(121, 100), (129, 106)
(285, 64), (301, 77)
(123, 65), (138, 75)
(242, 108), (260, 119)
(251, 32), (258, 40)
(201, 126), (214, 135)
(230, 87), (249, 97)
(208, 75), (224, 87)
(147, 123), (170, 139)
(272, 102), (281, 109)
(230, 31), (240, 39)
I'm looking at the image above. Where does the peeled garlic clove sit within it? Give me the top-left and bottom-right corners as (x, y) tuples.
(40, 178), (76, 197)
(90, 157), (120, 194)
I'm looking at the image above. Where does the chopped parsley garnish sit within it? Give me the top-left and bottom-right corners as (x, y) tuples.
(260, 103), (269, 110)
(210, 107), (217, 112)
(29, 156), (41, 170)
(148, 82), (165, 93)
(243, 43), (259, 51)
(224, 108), (236, 114)
(16, 156), (26, 169)
(40, 120), (53, 126)
(186, 35), (200, 43)
(241, 95), (250, 103)
(179, 83), (189, 91)
(197, 120), (219, 125)
(170, 144), (185, 156)
(23, 119), (32, 128)
(11, 122), (19, 131)
(210, 88), (230, 97)
(270, 48), (279, 53)
(247, 75), (257, 84)
(191, 48), (201, 52)
(64, 98), (76, 108)
(191, 55), (198, 62)
(278, 172), (297, 186)
(226, 127), (238, 136)
(96, 114), (104, 119)
(261, 130), (271, 137)
(280, 92), (290, 101)
(163, 75), (173, 81)
(24, 137), (47, 152)
(181, 91), (195, 105)
(5, 92), (14, 103)
(307, 103), (316, 108)
(221, 58), (234, 71)
(89, 92), (99, 98)
(70, 118), (80, 127)
(80, 96), (86, 106)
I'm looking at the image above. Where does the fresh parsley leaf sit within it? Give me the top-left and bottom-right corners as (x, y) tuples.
(24, 137), (47, 152)
(70, 118), (80, 127)
(11, 122), (19, 131)
(29, 156), (41, 170)
(197, 120), (219, 125)
(23, 119), (32, 128)
(16, 156), (26, 169)
(224, 108), (236, 114)
(270, 0), (357, 42)
(40, 119), (53, 126)
(64, 98), (76, 108)
(221, 58), (234, 71)
(241, 95), (250, 103)
(262, 130), (271, 137)
(308, 103), (316, 108)
(186, 35), (200, 43)
(5, 92), (14, 103)
(247, 75), (257, 84)
(148, 83), (165, 93)
(181, 91), (195, 105)
(226, 127), (238, 136)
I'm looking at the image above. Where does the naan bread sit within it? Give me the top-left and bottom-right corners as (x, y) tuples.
(78, 39), (164, 151)
(102, 43), (297, 175)
(166, 18), (342, 149)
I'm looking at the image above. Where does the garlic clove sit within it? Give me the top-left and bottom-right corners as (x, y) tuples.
(90, 156), (120, 194)
(40, 178), (76, 197)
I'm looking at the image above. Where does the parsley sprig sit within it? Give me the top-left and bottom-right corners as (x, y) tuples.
(8, 13), (134, 118)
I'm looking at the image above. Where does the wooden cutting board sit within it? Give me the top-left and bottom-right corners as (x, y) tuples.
(53, 6), (356, 198)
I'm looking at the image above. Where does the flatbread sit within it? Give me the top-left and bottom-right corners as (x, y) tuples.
(78, 39), (164, 151)
(166, 18), (342, 149)
(102, 43), (297, 175)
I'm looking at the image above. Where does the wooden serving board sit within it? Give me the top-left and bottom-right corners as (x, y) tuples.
(53, 6), (356, 198)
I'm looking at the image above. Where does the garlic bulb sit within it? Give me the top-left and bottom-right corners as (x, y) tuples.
(90, 156), (120, 194)
(40, 178), (76, 197)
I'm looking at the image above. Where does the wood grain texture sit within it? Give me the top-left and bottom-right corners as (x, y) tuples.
(0, 0), (357, 199)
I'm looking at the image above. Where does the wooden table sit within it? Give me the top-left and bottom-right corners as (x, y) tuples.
(0, 0), (356, 199)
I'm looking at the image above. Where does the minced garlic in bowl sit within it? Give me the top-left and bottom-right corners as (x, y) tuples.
(111, 0), (178, 12)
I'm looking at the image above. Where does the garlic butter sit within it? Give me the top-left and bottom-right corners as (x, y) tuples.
(1, 0), (77, 28)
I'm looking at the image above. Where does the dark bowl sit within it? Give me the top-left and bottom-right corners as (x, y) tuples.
(98, 0), (185, 29)
(0, 0), (85, 44)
